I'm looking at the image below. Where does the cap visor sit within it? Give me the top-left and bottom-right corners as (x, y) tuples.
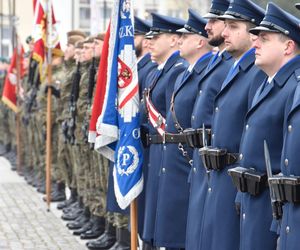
(296, 3), (300, 10)
(203, 12), (219, 19)
(218, 14), (245, 21)
(145, 30), (160, 37)
(249, 26), (279, 35)
(176, 27), (193, 33)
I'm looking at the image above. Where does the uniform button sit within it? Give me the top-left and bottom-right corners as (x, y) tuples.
(215, 107), (219, 112)
(192, 115), (195, 120)
(162, 168), (166, 173)
(212, 134), (215, 139)
(239, 154), (243, 161)
(208, 187), (212, 192)
(246, 124), (249, 130)
(163, 145), (166, 150)
(286, 226), (290, 233)
(288, 125), (292, 132)
(285, 159), (289, 167)
(199, 90), (202, 95)
(242, 213), (246, 220)
(193, 167), (197, 173)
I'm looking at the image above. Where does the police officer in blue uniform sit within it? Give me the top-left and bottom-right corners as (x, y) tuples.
(229, 3), (300, 250)
(134, 16), (157, 97)
(142, 13), (188, 247)
(184, 1), (233, 249)
(133, 16), (157, 248)
(197, 0), (266, 249)
(275, 4), (300, 247)
(152, 9), (213, 249)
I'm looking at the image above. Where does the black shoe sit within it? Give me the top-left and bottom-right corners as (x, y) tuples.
(43, 182), (66, 202)
(108, 228), (130, 250)
(63, 200), (79, 214)
(73, 218), (94, 236)
(86, 221), (116, 249)
(67, 207), (90, 230)
(61, 207), (83, 221)
(57, 188), (77, 210)
(80, 216), (105, 240)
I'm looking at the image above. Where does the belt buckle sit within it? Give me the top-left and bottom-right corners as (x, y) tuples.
(155, 114), (163, 128)
(162, 132), (166, 144)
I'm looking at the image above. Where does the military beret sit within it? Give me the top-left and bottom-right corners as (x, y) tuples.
(83, 36), (95, 44)
(67, 30), (86, 38)
(94, 33), (105, 41)
(68, 35), (85, 46)
(75, 40), (84, 49)
(26, 35), (33, 44)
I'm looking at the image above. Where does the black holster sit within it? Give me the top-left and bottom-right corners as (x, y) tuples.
(183, 128), (211, 148)
(228, 166), (267, 196)
(199, 147), (238, 171)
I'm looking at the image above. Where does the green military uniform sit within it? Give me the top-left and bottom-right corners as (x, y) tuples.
(56, 58), (77, 189)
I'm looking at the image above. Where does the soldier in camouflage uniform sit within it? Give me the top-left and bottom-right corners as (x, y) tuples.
(0, 58), (9, 155)
(33, 53), (65, 200)
(56, 30), (86, 211)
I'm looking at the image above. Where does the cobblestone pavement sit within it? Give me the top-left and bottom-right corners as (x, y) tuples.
(0, 157), (87, 250)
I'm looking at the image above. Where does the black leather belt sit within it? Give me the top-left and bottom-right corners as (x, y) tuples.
(146, 133), (187, 146)
(199, 147), (238, 171)
(183, 128), (211, 148)
(228, 166), (268, 196)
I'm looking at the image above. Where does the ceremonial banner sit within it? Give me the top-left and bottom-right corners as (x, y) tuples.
(90, 0), (143, 209)
(32, 0), (63, 81)
(2, 47), (24, 112)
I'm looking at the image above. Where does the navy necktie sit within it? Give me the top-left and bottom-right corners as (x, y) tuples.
(251, 79), (269, 107)
(206, 52), (219, 71)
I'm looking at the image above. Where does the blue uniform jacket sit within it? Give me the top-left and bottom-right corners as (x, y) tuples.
(198, 49), (266, 250)
(142, 51), (187, 243)
(186, 50), (233, 250)
(279, 68), (300, 250)
(137, 53), (157, 237)
(238, 56), (300, 250)
(153, 52), (212, 248)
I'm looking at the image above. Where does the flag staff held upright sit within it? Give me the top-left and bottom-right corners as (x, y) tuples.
(45, 0), (53, 211)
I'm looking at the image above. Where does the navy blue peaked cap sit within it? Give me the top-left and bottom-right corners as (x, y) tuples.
(134, 16), (151, 35)
(250, 2), (300, 45)
(203, 0), (230, 19)
(177, 9), (208, 38)
(219, 0), (265, 26)
(296, 3), (300, 10)
(146, 13), (185, 36)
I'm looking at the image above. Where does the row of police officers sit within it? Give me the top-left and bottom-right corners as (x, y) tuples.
(2, 0), (300, 249)
(136, 0), (300, 250)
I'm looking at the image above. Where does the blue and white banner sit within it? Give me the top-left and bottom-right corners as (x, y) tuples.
(95, 0), (143, 209)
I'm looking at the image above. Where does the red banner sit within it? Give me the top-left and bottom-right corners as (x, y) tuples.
(32, 0), (63, 81)
(2, 47), (24, 112)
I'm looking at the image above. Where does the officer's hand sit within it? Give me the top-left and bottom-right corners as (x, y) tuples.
(44, 84), (60, 98)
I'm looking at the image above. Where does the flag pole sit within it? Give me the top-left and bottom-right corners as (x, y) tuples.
(45, 0), (53, 211)
(130, 199), (138, 250)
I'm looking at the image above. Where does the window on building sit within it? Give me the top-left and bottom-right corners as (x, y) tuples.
(80, 0), (90, 4)
(79, 7), (91, 28)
